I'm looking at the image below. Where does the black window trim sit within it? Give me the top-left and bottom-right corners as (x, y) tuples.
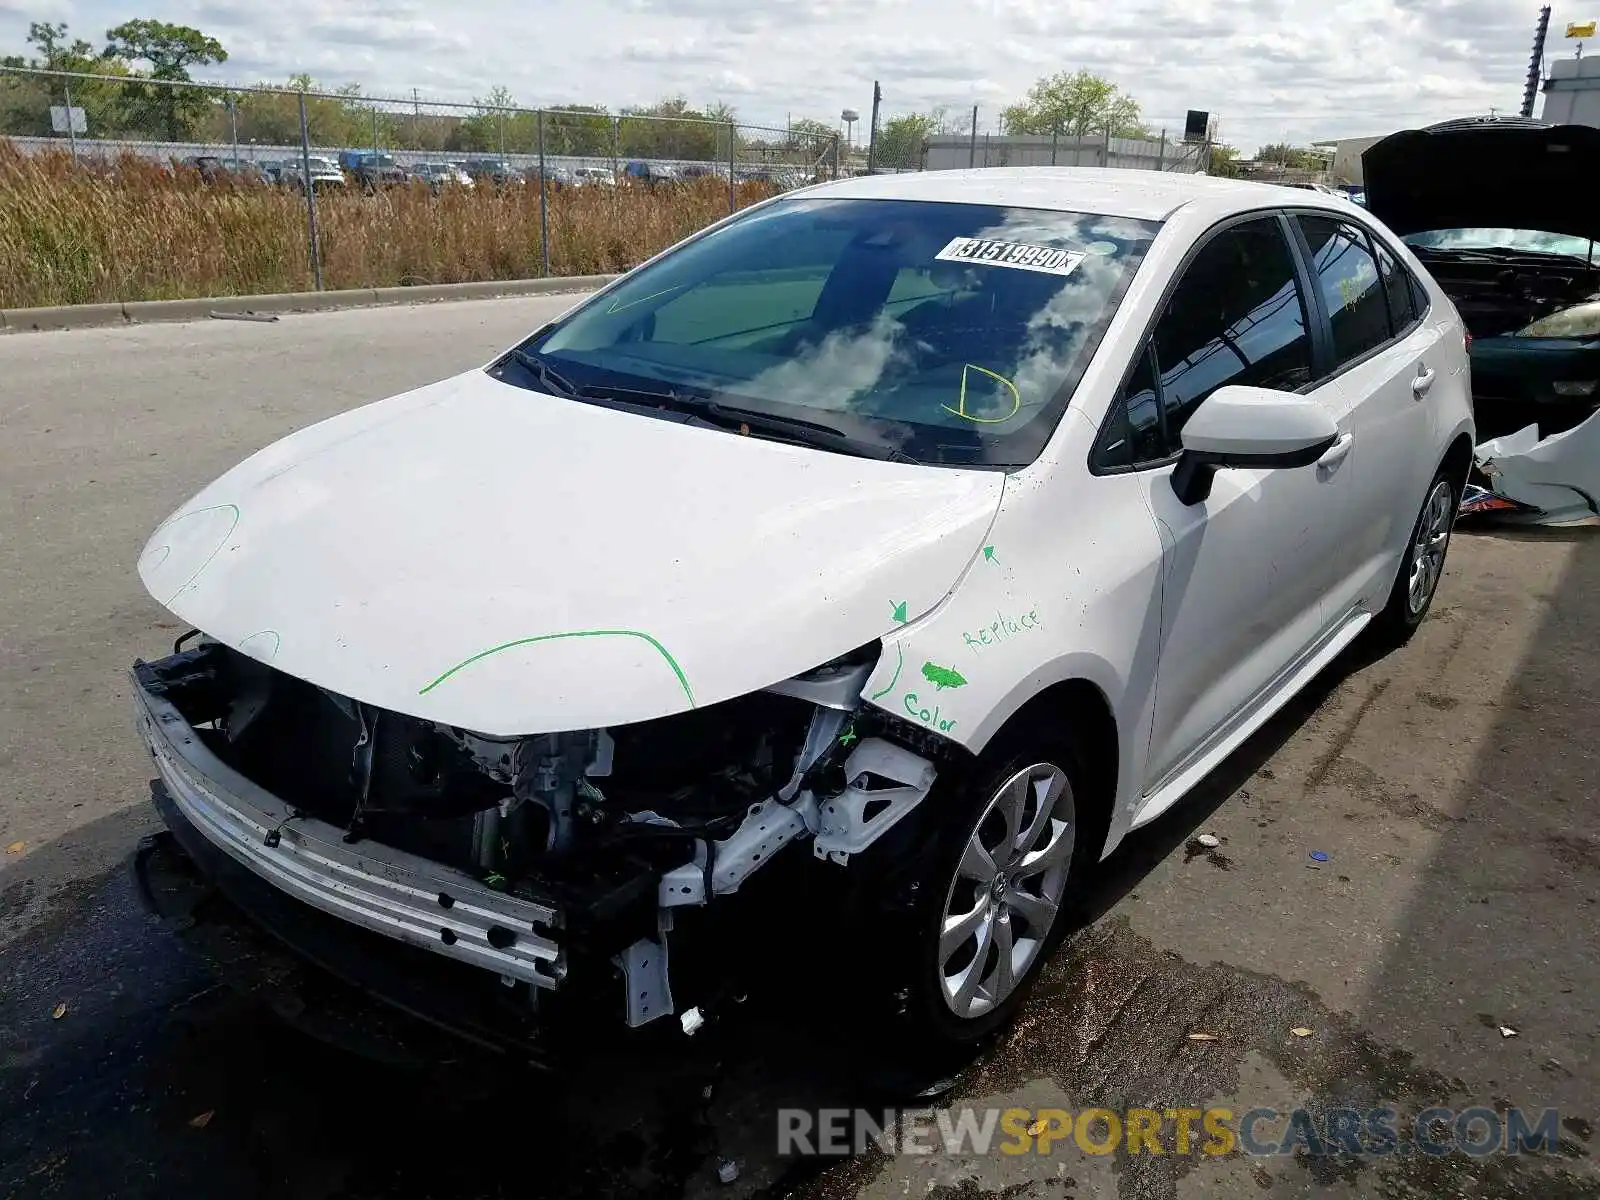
(1088, 207), (1323, 476)
(1089, 203), (1433, 477)
(1284, 207), (1425, 387)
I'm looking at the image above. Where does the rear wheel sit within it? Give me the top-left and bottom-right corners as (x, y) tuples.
(1369, 467), (1458, 647)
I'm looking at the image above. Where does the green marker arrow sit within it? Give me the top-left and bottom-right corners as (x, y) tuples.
(921, 662), (968, 690)
(982, 545), (998, 564)
(891, 600), (908, 623)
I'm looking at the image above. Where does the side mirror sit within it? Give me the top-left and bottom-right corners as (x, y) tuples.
(1171, 384), (1339, 506)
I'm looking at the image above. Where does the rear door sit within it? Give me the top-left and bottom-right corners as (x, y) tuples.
(1289, 213), (1443, 620)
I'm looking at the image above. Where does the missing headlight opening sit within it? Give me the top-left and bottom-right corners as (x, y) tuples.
(132, 638), (939, 1029)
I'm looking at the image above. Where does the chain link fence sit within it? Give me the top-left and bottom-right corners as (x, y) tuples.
(0, 64), (840, 306)
(860, 107), (1211, 174)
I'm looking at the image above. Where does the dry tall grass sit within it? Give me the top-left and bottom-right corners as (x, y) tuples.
(0, 142), (779, 308)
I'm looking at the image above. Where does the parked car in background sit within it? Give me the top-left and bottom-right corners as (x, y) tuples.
(1364, 117), (1600, 438)
(283, 155), (347, 192)
(177, 154), (229, 183)
(256, 159), (284, 184)
(621, 159), (677, 188)
(1364, 115), (1600, 523)
(676, 163), (718, 183)
(131, 170), (1471, 1054)
(410, 161), (474, 192)
(231, 161), (275, 186)
(339, 151), (407, 191)
(460, 158), (523, 187)
(571, 165), (615, 187)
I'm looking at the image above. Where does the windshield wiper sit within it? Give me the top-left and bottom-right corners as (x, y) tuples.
(1413, 244), (1594, 267)
(577, 383), (920, 464)
(501, 348), (580, 397)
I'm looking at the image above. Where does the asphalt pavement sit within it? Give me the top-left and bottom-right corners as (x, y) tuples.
(1, 301), (1597, 1199)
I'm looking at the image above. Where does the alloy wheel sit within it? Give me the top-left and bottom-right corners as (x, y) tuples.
(1407, 479), (1455, 615)
(937, 762), (1075, 1019)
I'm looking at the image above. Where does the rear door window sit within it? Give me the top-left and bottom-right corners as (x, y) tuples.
(1296, 216), (1391, 366)
(1372, 237), (1418, 332)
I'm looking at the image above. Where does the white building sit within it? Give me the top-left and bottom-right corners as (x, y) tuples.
(1540, 54), (1600, 126)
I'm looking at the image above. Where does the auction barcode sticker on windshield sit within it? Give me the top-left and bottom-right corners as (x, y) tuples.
(934, 237), (1087, 277)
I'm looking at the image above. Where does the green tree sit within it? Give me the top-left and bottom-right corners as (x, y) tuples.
(1, 22), (127, 138)
(873, 112), (937, 170)
(1206, 144), (1242, 177)
(103, 19), (227, 139)
(1000, 69), (1144, 139)
(27, 21), (97, 68)
(1256, 142), (1324, 170)
(541, 104), (613, 157)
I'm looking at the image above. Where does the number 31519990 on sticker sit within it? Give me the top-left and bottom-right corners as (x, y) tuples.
(934, 236), (1087, 276)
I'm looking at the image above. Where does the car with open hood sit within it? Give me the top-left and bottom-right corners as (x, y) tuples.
(130, 169), (1473, 1053)
(1364, 117), (1600, 522)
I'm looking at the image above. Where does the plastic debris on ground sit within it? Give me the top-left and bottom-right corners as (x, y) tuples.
(1500, 1025), (1519, 1038)
(1188, 1032), (1219, 1041)
(1197, 833), (1221, 848)
(5, 840), (23, 855)
(1468, 415), (1600, 526)
(1309, 850), (1329, 863)
(1291, 1027), (1313, 1038)
(188, 1110), (215, 1128)
(51, 1002), (67, 1020)
(717, 1159), (741, 1184)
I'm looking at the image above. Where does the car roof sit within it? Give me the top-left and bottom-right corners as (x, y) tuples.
(798, 167), (1356, 223)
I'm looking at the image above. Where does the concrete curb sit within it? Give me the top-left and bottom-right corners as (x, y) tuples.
(0, 274), (619, 333)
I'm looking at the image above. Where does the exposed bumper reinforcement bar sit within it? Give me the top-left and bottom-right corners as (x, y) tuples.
(132, 673), (565, 988)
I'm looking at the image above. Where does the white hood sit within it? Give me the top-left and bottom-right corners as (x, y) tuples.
(140, 371), (1005, 735)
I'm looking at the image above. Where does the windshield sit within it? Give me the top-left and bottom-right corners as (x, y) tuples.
(509, 197), (1158, 467)
(1404, 228), (1596, 263)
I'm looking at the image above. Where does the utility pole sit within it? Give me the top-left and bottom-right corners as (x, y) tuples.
(968, 105), (979, 168)
(865, 80), (882, 173)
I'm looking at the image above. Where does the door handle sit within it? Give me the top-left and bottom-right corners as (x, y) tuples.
(1412, 366), (1436, 398)
(1317, 431), (1354, 470)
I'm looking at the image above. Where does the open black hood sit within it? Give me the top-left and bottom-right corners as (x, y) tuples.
(1362, 117), (1600, 241)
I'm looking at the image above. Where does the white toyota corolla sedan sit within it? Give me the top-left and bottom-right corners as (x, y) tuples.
(131, 168), (1473, 1050)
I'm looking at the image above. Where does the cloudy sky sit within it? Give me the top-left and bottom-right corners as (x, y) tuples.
(0, 0), (1584, 150)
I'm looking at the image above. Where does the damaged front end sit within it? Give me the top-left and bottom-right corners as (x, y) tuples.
(132, 636), (944, 1035)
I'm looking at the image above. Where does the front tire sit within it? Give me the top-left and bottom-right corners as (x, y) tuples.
(1369, 467), (1458, 647)
(891, 722), (1097, 1046)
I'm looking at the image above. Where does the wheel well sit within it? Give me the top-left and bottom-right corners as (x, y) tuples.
(1442, 433), (1473, 492)
(993, 680), (1118, 861)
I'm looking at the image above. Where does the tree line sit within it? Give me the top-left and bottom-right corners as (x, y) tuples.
(870, 70), (1247, 176)
(0, 19), (841, 162)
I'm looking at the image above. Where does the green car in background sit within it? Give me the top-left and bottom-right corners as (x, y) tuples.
(1363, 117), (1600, 443)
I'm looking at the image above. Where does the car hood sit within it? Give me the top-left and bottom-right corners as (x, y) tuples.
(139, 371), (1005, 736)
(1362, 119), (1600, 240)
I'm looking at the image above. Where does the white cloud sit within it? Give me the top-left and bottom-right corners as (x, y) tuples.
(0, 0), (1574, 151)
